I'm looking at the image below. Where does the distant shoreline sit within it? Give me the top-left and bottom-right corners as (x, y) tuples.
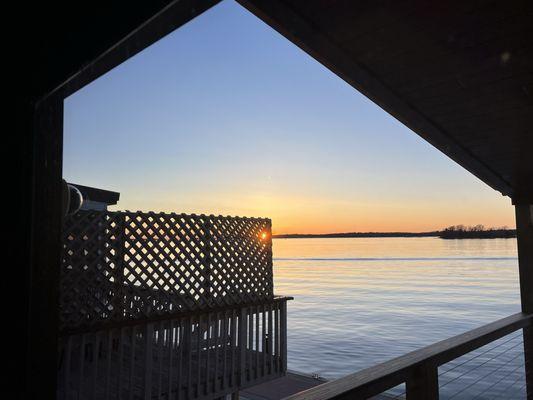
(272, 230), (516, 239)
(273, 232), (439, 239)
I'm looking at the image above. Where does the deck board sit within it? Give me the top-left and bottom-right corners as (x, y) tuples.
(240, 371), (394, 400)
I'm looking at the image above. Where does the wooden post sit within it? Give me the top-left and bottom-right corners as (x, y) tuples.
(239, 307), (247, 386)
(515, 204), (533, 313)
(144, 323), (154, 400)
(406, 363), (439, 400)
(280, 301), (288, 374)
(515, 203), (533, 399)
(26, 94), (64, 399)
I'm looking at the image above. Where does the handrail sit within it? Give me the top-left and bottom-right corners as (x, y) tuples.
(58, 297), (291, 400)
(283, 312), (532, 400)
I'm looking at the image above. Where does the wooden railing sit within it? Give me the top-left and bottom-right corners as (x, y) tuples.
(283, 312), (532, 400)
(59, 210), (290, 399)
(58, 297), (291, 400)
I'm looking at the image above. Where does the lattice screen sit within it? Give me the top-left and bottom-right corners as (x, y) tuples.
(61, 210), (273, 330)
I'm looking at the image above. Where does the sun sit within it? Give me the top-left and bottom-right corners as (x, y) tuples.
(260, 232), (268, 240)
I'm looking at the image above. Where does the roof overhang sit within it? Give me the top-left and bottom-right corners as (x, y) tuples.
(30, 0), (532, 203)
(70, 184), (120, 206)
(237, 0), (532, 202)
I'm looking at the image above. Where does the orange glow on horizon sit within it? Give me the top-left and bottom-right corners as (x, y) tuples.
(113, 190), (515, 235)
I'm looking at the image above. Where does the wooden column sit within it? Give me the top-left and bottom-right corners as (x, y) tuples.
(280, 301), (288, 373)
(26, 94), (64, 398)
(406, 363), (439, 400)
(515, 203), (533, 400)
(515, 204), (533, 313)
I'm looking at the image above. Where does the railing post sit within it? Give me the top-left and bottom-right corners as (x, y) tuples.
(406, 363), (439, 400)
(240, 307), (247, 386)
(144, 323), (154, 400)
(280, 301), (288, 374)
(515, 203), (533, 399)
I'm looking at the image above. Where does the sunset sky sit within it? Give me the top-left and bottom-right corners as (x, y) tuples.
(63, 1), (515, 234)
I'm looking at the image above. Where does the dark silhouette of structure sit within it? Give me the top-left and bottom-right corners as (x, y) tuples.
(58, 186), (289, 399)
(18, 1), (532, 399)
(440, 225), (516, 239)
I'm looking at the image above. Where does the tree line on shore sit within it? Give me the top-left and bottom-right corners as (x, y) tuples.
(439, 225), (515, 239)
(272, 225), (516, 239)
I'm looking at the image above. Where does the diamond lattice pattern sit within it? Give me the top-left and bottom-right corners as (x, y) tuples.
(61, 210), (273, 329)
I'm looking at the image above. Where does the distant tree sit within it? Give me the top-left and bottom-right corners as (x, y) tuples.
(439, 224), (516, 239)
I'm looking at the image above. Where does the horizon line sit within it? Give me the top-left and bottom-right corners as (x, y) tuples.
(272, 227), (516, 238)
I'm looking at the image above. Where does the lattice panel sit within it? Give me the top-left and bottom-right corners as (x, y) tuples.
(61, 211), (123, 329)
(61, 210), (273, 329)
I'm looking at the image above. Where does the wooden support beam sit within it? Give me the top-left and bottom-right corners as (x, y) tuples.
(406, 363), (439, 400)
(26, 94), (64, 399)
(515, 204), (533, 314)
(515, 203), (533, 400)
(43, 0), (221, 103)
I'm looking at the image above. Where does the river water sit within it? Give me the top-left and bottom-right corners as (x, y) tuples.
(273, 237), (525, 398)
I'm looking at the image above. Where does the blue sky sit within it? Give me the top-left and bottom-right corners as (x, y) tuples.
(63, 1), (514, 233)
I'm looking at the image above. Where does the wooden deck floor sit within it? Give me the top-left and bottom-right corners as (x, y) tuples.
(240, 371), (395, 400)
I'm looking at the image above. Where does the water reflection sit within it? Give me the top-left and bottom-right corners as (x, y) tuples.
(272, 237), (519, 379)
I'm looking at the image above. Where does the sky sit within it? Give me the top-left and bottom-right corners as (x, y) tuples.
(63, 0), (515, 234)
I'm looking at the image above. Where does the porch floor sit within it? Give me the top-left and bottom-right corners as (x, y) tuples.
(240, 371), (395, 400)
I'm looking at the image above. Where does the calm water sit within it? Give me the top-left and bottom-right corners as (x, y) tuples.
(272, 237), (522, 393)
